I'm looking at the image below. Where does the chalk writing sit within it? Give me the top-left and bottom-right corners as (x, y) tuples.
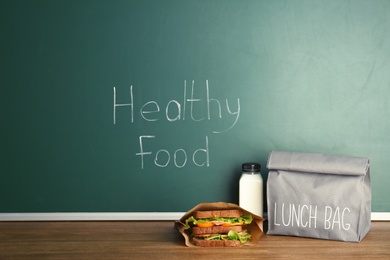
(113, 80), (240, 133)
(113, 80), (238, 169)
(136, 135), (209, 169)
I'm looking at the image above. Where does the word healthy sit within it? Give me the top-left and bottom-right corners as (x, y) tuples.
(113, 80), (240, 169)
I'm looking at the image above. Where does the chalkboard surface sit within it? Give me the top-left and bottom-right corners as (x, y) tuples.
(1, 0), (389, 213)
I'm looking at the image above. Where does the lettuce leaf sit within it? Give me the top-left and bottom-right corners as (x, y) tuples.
(227, 230), (251, 243)
(198, 230), (251, 243)
(185, 216), (198, 229)
(240, 214), (252, 225)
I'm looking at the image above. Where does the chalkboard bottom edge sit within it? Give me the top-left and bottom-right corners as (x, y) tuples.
(0, 212), (389, 221)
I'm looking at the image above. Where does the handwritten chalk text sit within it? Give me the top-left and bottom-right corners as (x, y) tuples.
(113, 80), (240, 134)
(113, 80), (238, 169)
(136, 135), (209, 169)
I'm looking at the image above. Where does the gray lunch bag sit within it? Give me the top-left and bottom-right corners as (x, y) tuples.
(266, 151), (371, 242)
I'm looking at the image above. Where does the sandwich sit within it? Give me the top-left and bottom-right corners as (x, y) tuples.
(184, 209), (252, 247)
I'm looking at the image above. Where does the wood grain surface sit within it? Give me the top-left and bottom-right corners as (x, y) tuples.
(0, 221), (389, 259)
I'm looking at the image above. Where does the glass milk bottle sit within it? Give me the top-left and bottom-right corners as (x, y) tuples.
(239, 162), (263, 217)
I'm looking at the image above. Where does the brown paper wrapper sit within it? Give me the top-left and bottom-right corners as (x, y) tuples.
(174, 202), (264, 247)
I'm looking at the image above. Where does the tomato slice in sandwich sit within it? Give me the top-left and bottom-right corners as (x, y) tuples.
(196, 222), (215, 227)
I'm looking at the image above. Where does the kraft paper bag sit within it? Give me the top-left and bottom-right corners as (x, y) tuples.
(175, 202), (264, 247)
(266, 151), (371, 242)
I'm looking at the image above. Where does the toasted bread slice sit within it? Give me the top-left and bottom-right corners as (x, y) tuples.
(192, 225), (242, 235)
(192, 237), (242, 247)
(193, 209), (241, 219)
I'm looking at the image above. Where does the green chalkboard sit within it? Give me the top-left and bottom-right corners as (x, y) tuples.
(1, 0), (389, 213)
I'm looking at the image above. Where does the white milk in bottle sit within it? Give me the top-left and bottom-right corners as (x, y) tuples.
(239, 162), (263, 217)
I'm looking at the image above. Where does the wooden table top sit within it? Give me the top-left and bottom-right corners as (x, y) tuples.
(0, 221), (389, 259)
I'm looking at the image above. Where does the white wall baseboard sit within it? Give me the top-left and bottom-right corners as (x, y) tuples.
(0, 212), (389, 221)
(371, 212), (390, 221)
(0, 212), (184, 221)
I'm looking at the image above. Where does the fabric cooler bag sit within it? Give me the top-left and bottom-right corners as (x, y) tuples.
(266, 151), (371, 242)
